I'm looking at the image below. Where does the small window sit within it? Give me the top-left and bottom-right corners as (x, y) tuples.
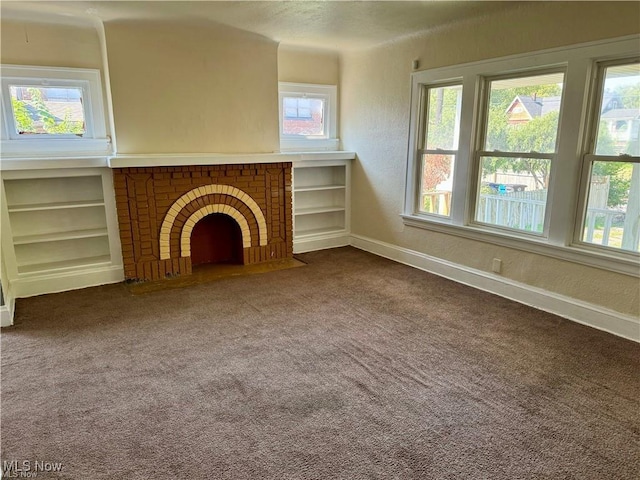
(278, 82), (338, 151)
(580, 61), (639, 253)
(474, 71), (565, 234)
(1, 65), (109, 156)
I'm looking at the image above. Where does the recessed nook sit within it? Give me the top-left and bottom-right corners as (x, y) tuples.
(190, 213), (244, 266)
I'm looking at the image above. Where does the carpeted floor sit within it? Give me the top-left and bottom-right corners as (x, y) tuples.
(1, 247), (639, 479)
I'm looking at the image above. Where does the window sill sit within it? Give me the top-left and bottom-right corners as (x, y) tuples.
(401, 213), (639, 277)
(280, 137), (340, 152)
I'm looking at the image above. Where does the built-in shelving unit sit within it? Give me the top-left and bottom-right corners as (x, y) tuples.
(0, 168), (124, 299)
(292, 159), (351, 253)
(4, 175), (111, 275)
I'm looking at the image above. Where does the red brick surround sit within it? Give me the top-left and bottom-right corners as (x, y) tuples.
(113, 162), (293, 281)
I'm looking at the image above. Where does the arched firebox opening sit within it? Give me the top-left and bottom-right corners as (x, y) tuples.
(190, 213), (243, 266)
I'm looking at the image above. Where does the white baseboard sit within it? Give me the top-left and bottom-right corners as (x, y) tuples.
(11, 265), (125, 299)
(293, 233), (351, 254)
(350, 234), (640, 343)
(1, 299), (14, 327)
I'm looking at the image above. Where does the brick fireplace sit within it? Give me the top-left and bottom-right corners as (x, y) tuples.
(113, 162), (293, 281)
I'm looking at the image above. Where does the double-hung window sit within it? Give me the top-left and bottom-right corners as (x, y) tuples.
(417, 83), (462, 217)
(579, 60), (640, 253)
(474, 71), (565, 234)
(403, 36), (639, 275)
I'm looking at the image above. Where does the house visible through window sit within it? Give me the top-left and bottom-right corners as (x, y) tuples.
(9, 85), (85, 136)
(282, 96), (325, 136)
(402, 36), (639, 275)
(475, 71), (565, 234)
(278, 82), (338, 151)
(1, 65), (109, 156)
(581, 61), (640, 253)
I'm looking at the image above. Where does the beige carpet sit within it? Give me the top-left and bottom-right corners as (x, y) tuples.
(1, 247), (638, 479)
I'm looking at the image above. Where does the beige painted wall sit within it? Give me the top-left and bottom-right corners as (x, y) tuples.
(340, 1), (640, 316)
(104, 20), (279, 154)
(278, 45), (339, 85)
(0, 20), (102, 69)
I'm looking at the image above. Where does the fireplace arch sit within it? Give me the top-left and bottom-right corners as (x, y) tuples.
(159, 184), (267, 260)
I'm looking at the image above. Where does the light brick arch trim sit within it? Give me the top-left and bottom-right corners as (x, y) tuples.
(159, 185), (267, 260)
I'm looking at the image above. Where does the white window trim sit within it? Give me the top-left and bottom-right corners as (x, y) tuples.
(278, 82), (338, 152)
(574, 58), (640, 255)
(1, 65), (110, 157)
(403, 35), (640, 277)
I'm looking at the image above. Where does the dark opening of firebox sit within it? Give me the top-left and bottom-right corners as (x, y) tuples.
(190, 214), (243, 266)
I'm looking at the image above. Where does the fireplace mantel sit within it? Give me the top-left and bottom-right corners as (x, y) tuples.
(108, 151), (355, 168)
(0, 151), (355, 171)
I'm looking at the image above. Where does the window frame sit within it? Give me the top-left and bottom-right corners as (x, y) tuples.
(402, 35), (640, 277)
(416, 81), (463, 218)
(574, 57), (640, 255)
(278, 82), (338, 152)
(0, 65), (109, 157)
(470, 68), (567, 238)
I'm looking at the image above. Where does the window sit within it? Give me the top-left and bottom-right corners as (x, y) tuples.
(278, 82), (338, 151)
(579, 60), (640, 253)
(9, 86), (85, 136)
(474, 72), (565, 234)
(1, 65), (109, 156)
(403, 36), (639, 275)
(418, 83), (462, 217)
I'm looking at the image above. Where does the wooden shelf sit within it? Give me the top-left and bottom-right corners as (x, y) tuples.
(8, 199), (105, 213)
(17, 255), (112, 275)
(13, 228), (109, 245)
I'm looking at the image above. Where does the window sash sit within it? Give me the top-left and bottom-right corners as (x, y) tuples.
(5, 82), (90, 139)
(573, 57), (640, 254)
(413, 82), (463, 218)
(470, 70), (565, 237)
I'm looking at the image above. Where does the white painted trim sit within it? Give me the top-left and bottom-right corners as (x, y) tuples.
(402, 214), (639, 278)
(10, 265), (124, 299)
(293, 232), (350, 254)
(1, 155), (109, 170)
(0, 304), (13, 327)
(349, 234), (640, 343)
(0, 65), (110, 156)
(278, 82), (338, 152)
(0, 288), (15, 327)
(108, 151), (355, 168)
(0, 152), (355, 171)
(0, 139), (111, 158)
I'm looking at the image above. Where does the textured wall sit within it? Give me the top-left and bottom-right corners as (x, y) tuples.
(278, 45), (339, 85)
(0, 20), (102, 69)
(104, 20), (280, 154)
(340, 1), (640, 316)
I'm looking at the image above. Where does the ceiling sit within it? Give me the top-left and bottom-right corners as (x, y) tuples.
(0, 1), (527, 52)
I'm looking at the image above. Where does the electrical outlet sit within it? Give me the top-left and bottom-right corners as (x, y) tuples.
(492, 258), (502, 274)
